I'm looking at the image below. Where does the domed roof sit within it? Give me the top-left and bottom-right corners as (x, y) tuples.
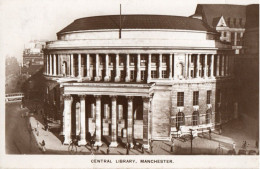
(57, 14), (215, 35)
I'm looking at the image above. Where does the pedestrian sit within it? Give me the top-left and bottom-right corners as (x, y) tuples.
(141, 144), (144, 154)
(96, 145), (99, 152)
(209, 128), (212, 140)
(41, 140), (46, 152)
(232, 142), (236, 154)
(219, 124), (222, 135)
(107, 147), (110, 155)
(126, 143), (129, 155)
(171, 138), (175, 152)
(36, 121), (39, 129)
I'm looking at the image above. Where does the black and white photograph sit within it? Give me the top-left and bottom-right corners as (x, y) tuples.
(1, 0), (259, 168)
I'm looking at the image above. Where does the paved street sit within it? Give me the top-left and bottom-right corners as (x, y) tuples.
(5, 102), (42, 154)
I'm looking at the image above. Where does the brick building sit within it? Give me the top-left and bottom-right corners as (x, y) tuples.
(43, 14), (235, 148)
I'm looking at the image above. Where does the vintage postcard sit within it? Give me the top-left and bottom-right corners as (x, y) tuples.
(1, 0), (259, 168)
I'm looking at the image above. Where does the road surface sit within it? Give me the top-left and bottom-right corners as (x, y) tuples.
(5, 102), (42, 154)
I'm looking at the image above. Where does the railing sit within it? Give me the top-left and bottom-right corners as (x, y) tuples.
(5, 93), (24, 102)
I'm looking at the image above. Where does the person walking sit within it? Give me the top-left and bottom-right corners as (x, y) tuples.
(41, 140), (46, 153)
(209, 128), (212, 140)
(126, 143), (129, 155)
(107, 147), (110, 155)
(171, 139), (175, 152)
(150, 140), (153, 154)
(141, 144), (144, 154)
(219, 124), (222, 135)
(232, 142), (236, 155)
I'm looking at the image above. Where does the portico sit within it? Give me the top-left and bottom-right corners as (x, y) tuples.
(62, 82), (154, 148)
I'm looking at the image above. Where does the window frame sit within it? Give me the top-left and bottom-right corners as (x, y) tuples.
(207, 90), (211, 104)
(177, 92), (184, 107)
(193, 91), (199, 106)
(151, 70), (157, 78)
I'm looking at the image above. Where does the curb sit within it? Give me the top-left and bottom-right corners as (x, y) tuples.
(29, 116), (45, 153)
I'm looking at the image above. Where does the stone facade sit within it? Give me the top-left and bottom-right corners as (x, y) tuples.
(43, 14), (235, 149)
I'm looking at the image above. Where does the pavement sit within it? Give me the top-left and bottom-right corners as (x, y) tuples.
(7, 100), (258, 155)
(28, 110), (259, 155)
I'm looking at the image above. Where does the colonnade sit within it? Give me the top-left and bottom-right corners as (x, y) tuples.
(63, 94), (152, 148)
(45, 53), (233, 81)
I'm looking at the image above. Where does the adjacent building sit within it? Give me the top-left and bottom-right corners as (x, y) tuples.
(191, 4), (247, 54)
(43, 14), (235, 148)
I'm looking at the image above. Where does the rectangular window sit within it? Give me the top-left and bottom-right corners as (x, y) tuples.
(141, 70), (146, 81)
(177, 92), (184, 107)
(193, 91), (199, 106)
(110, 70), (114, 78)
(151, 70), (157, 78)
(162, 70), (167, 78)
(119, 56), (124, 65)
(223, 32), (227, 37)
(151, 56), (157, 63)
(162, 55), (167, 63)
(207, 90), (211, 104)
(130, 70), (135, 80)
(109, 56), (114, 65)
(120, 70), (125, 80)
(130, 56), (135, 64)
(141, 56), (146, 63)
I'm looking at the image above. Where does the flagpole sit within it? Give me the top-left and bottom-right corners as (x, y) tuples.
(119, 4), (121, 39)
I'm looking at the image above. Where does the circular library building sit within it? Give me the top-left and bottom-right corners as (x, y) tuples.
(43, 14), (235, 149)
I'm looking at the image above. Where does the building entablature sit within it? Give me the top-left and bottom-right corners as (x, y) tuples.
(61, 82), (154, 97)
(46, 39), (231, 50)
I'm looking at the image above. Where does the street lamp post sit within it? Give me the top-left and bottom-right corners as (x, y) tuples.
(189, 129), (194, 155)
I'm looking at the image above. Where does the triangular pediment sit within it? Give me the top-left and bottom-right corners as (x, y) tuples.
(216, 16), (227, 27)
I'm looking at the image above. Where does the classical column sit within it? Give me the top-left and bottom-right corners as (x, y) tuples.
(115, 54), (120, 82)
(78, 54), (82, 77)
(210, 54), (215, 78)
(185, 53), (188, 78)
(234, 32), (237, 46)
(46, 54), (49, 75)
(142, 96), (150, 149)
(125, 54), (130, 82)
(188, 54), (192, 78)
(110, 95), (118, 147)
(53, 54), (57, 76)
(104, 54), (109, 81)
(169, 54), (172, 79)
(147, 54), (151, 81)
(70, 54), (74, 77)
(158, 54), (162, 79)
(86, 54), (90, 80)
(221, 54), (225, 76)
(94, 95), (102, 146)
(216, 54), (220, 77)
(127, 96), (133, 147)
(49, 54), (53, 75)
(57, 54), (61, 76)
(196, 54), (200, 78)
(78, 95), (87, 145)
(75, 102), (80, 136)
(136, 54), (141, 82)
(204, 54), (208, 78)
(225, 55), (229, 76)
(94, 54), (100, 81)
(63, 94), (73, 145)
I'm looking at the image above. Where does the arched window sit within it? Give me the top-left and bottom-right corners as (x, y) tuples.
(206, 109), (212, 124)
(176, 112), (185, 129)
(192, 111), (199, 126)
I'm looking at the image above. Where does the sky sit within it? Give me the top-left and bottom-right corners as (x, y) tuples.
(0, 0), (258, 62)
